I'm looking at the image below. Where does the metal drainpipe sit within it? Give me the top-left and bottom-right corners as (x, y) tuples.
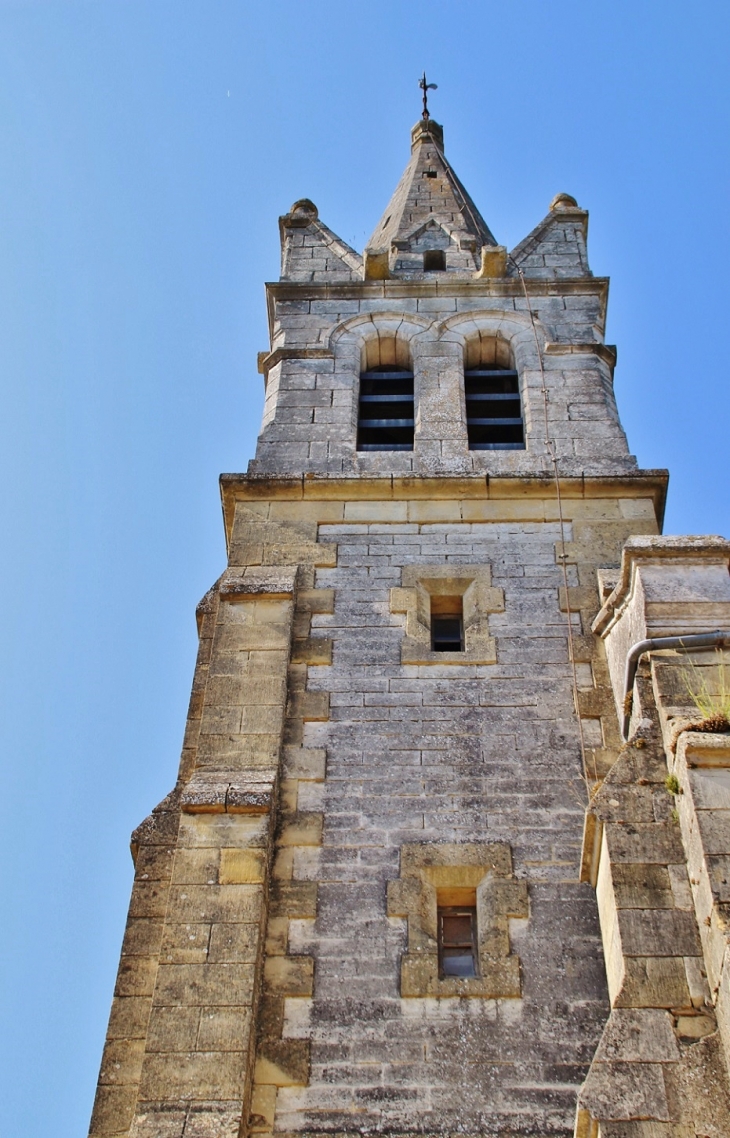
(622, 630), (730, 741)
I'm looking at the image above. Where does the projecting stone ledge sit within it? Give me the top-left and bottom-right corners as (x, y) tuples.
(180, 773), (277, 814)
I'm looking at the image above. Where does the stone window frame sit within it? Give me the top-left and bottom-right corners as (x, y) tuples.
(435, 309), (556, 456)
(387, 842), (528, 998)
(390, 563), (504, 665)
(327, 309), (550, 452)
(328, 312), (431, 450)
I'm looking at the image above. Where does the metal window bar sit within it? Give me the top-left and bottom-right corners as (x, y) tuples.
(438, 906), (478, 978)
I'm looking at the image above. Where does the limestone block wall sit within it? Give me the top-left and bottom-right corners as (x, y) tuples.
(576, 535), (730, 1136)
(89, 472), (668, 1138)
(508, 203), (591, 280)
(216, 475), (660, 1138)
(88, 567), (315, 1138)
(671, 733), (730, 1060)
(253, 286), (632, 479)
(267, 512), (606, 1136)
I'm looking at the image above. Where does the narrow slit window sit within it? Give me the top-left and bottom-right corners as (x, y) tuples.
(430, 595), (464, 652)
(357, 365), (414, 452)
(465, 367), (525, 450)
(423, 249), (446, 271)
(438, 905), (478, 979)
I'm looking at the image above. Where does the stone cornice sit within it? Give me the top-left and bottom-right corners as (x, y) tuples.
(265, 277), (610, 343)
(544, 341), (617, 370)
(255, 339), (617, 383)
(266, 276), (608, 302)
(592, 534), (730, 637)
(219, 470), (669, 552)
(256, 346), (334, 380)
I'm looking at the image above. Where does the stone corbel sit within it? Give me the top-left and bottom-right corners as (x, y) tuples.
(219, 566), (300, 597)
(257, 347), (334, 384)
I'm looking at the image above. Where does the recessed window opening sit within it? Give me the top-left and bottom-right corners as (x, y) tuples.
(423, 249), (446, 271)
(465, 367), (524, 450)
(438, 889), (478, 979)
(431, 595), (464, 652)
(424, 169), (438, 179)
(465, 337), (524, 451)
(464, 337), (524, 450)
(357, 364), (414, 452)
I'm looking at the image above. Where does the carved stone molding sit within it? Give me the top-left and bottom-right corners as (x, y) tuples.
(389, 563), (504, 665)
(387, 842), (528, 998)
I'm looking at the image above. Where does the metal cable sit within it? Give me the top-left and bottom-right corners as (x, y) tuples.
(510, 259), (592, 791)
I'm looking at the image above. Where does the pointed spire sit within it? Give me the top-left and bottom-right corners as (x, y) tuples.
(365, 119), (497, 276)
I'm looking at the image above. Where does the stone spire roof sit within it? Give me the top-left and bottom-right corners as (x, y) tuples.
(366, 119), (497, 272)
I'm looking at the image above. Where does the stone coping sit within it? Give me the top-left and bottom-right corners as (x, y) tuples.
(592, 534), (730, 636)
(677, 729), (730, 766)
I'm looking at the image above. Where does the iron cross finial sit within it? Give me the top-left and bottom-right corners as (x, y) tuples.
(419, 72), (438, 120)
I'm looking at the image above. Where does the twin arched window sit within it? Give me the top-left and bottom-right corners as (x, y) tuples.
(356, 335), (524, 452)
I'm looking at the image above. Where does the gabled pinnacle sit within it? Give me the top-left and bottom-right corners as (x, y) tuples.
(366, 119), (497, 275)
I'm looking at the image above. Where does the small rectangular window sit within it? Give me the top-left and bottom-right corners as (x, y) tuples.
(465, 368), (525, 450)
(423, 249), (446, 271)
(431, 595), (464, 652)
(438, 906), (478, 978)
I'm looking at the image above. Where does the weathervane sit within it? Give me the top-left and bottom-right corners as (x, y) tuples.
(419, 71), (437, 120)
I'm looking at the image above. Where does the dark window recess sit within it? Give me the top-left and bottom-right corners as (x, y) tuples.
(424, 169), (438, 179)
(465, 368), (525, 450)
(357, 366), (414, 452)
(423, 249), (446, 271)
(430, 595), (464, 652)
(438, 906), (478, 978)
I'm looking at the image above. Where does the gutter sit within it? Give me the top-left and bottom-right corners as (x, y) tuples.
(622, 630), (730, 740)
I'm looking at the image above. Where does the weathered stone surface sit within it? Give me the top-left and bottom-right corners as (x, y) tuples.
(594, 1009), (679, 1063)
(584, 547), (730, 1136)
(580, 1059), (670, 1121)
(90, 111), (729, 1138)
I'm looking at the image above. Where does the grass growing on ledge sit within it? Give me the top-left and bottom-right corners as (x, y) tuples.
(683, 650), (730, 733)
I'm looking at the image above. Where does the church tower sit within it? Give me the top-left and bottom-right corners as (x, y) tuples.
(89, 112), (730, 1138)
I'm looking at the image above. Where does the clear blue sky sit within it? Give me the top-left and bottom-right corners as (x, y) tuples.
(0, 2), (728, 1134)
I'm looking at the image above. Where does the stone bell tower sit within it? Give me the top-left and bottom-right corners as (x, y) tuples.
(89, 115), (730, 1138)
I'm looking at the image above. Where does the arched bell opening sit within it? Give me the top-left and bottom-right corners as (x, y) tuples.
(463, 334), (524, 451)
